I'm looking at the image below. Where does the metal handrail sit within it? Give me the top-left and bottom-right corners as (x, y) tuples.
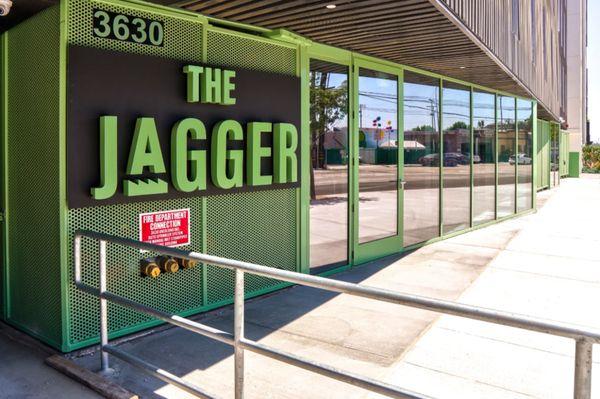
(73, 229), (596, 399)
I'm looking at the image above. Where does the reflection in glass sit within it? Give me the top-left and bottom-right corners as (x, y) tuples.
(497, 96), (516, 217)
(404, 72), (440, 246)
(309, 60), (349, 272)
(473, 91), (496, 225)
(442, 82), (471, 234)
(517, 99), (533, 211)
(358, 69), (398, 243)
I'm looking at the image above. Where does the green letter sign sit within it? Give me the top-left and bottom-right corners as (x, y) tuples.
(273, 123), (298, 183)
(184, 65), (236, 106)
(171, 118), (207, 192)
(211, 120), (244, 189)
(77, 55), (299, 206)
(91, 116), (118, 200)
(247, 122), (273, 186)
(124, 117), (168, 196)
(183, 65), (202, 103)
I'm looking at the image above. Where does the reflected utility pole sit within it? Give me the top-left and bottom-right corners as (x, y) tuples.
(359, 104), (365, 128)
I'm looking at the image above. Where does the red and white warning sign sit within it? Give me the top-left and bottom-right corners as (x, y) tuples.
(139, 208), (190, 248)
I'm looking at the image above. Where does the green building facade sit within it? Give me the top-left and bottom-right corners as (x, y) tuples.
(0, 0), (565, 351)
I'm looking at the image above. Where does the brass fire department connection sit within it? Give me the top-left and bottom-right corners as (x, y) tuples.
(157, 255), (179, 273)
(140, 259), (161, 278)
(177, 257), (198, 269)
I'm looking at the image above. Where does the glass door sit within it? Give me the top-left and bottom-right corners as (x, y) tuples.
(308, 59), (351, 274)
(353, 59), (402, 264)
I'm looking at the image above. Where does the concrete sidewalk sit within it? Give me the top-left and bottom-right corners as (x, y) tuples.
(70, 175), (599, 399)
(72, 231), (506, 399)
(376, 175), (600, 398)
(0, 323), (101, 399)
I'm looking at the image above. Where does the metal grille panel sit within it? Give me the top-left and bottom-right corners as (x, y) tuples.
(68, 0), (203, 62)
(5, 6), (62, 346)
(68, 199), (204, 346)
(206, 190), (297, 305)
(66, 0), (206, 348)
(205, 29), (298, 305)
(207, 29), (297, 76)
(65, 2), (299, 349)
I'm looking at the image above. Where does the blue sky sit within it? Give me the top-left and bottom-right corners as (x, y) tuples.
(589, 1), (599, 143)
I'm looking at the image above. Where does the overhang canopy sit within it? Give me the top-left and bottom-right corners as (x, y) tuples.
(177, 0), (555, 120)
(0, 0), (555, 120)
(0, 0), (57, 31)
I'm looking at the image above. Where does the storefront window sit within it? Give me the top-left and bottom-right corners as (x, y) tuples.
(473, 90), (496, 225)
(403, 72), (440, 246)
(497, 96), (516, 217)
(442, 82), (471, 234)
(358, 69), (398, 244)
(309, 60), (349, 272)
(517, 99), (534, 211)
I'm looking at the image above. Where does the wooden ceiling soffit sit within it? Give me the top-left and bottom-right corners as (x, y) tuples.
(173, 0), (554, 120)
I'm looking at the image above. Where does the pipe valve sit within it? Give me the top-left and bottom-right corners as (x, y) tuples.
(157, 255), (179, 273)
(177, 257), (198, 269)
(140, 259), (161, 278)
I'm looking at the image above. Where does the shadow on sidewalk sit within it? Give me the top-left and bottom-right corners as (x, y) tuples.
(72, 252), (415, 398)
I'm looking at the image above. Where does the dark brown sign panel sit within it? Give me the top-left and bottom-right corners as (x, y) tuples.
(67, 45), (301, 209)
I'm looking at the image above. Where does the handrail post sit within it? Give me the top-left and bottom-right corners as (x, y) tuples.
(99, 240), (112, 375)
(574, 338), (593, 399)
(234, 269), (245, 399)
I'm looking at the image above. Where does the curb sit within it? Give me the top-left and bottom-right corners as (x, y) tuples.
(45, 355), (139, 399)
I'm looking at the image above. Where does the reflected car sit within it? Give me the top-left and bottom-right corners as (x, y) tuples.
(508, 153), (532, 165)
(445, 152), (470, 165)
(418, 153), (459, 167)
(464, 153), (481, 163)
(418, 153), (437, 166)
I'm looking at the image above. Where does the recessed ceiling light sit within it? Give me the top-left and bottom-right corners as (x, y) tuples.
(459, 66), (466, 69)
(326, 4), (337, 9)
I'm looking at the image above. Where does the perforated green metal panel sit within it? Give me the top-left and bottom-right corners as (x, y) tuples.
(67, 199), (204, 347)
(206, 190), (297, 305)
(66, 0), (207, 349)
(207, 29), (297, 76)
(205, 28), (298, 305)
(5, 6), (62, 346)
(64, 1), (300, 350)
(68, 0), (203, 62)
